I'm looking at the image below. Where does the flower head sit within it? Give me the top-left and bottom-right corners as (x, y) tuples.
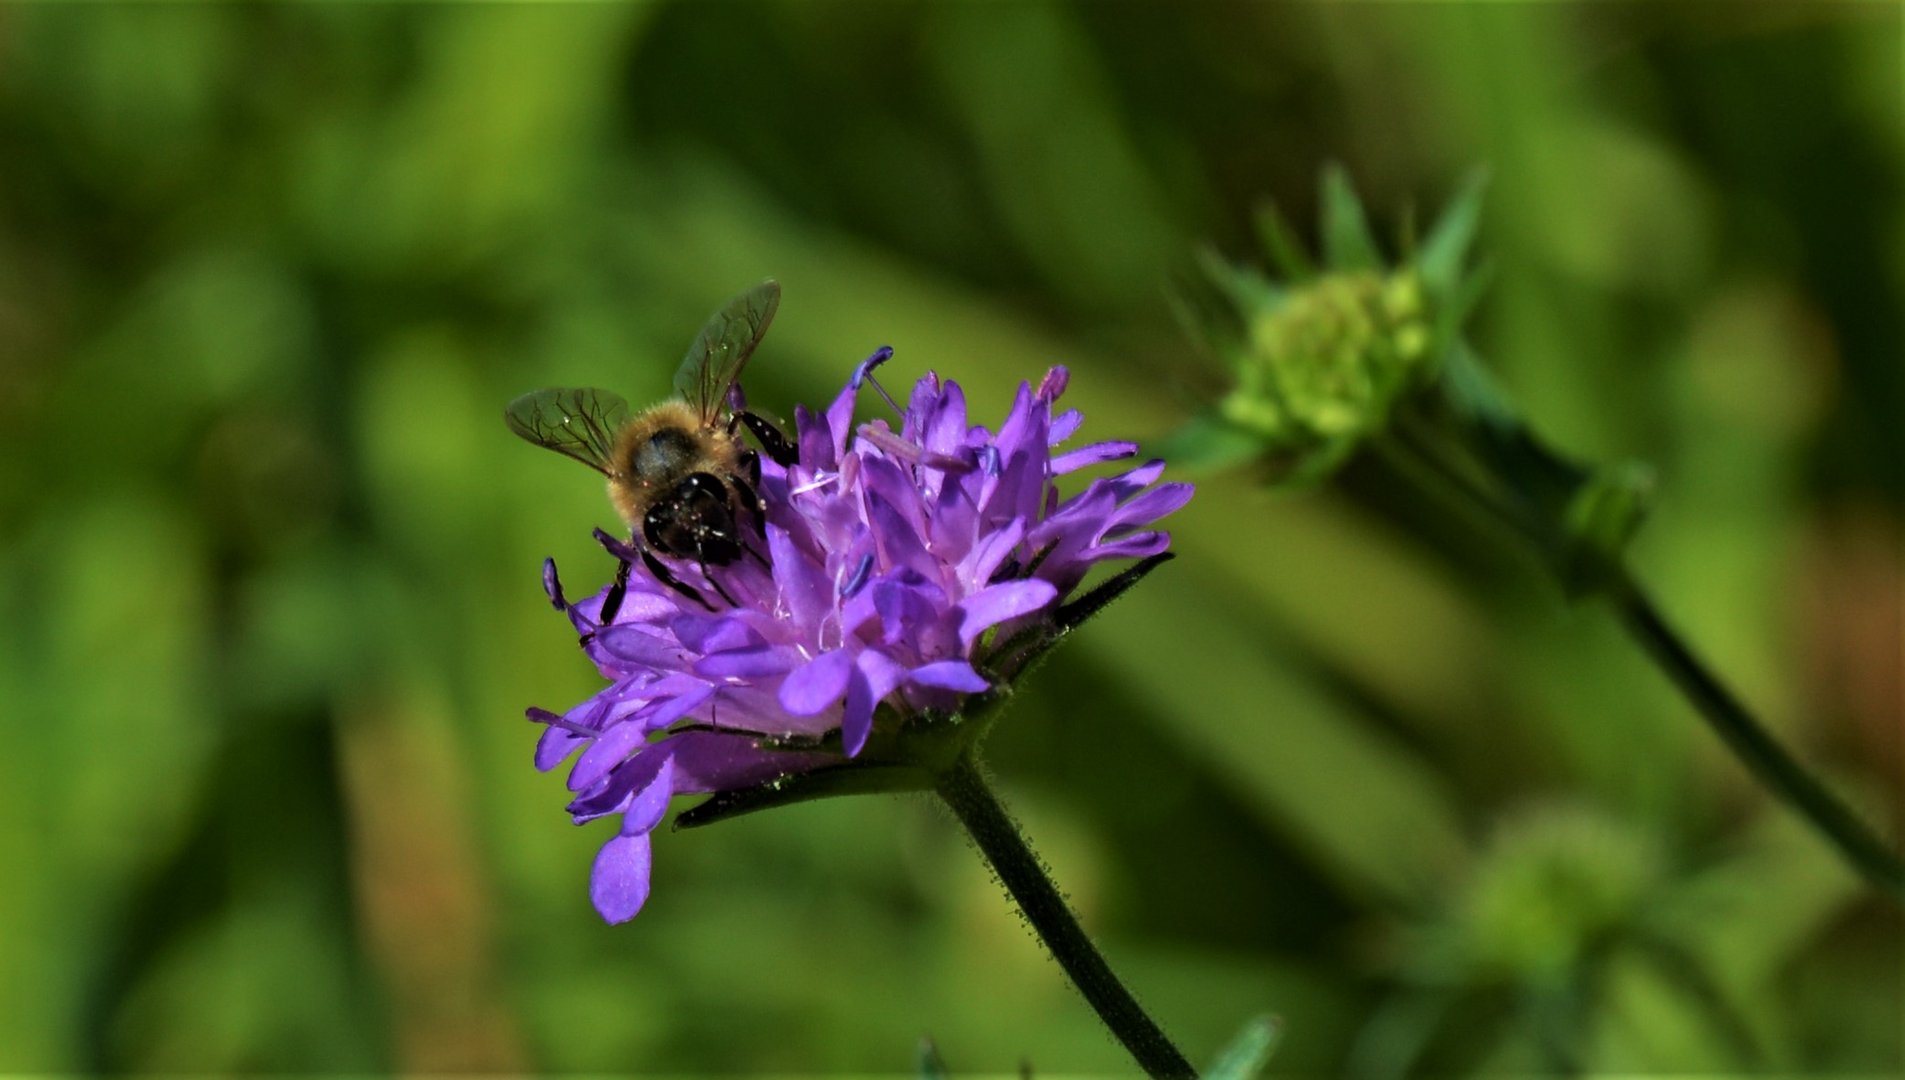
(1171, 166), (1487, 484)
(529, 358), (1192, 922)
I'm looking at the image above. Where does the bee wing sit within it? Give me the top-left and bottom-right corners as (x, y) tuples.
(504, 387), (632, 475)
(674, 280), (780, 424)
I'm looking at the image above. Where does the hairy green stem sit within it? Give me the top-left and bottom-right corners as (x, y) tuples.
(933, 754), (1195, 1079)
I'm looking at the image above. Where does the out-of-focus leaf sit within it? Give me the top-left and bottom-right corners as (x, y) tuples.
(1155, 414), (1268, 472)
(918, 1035), (950, 1080)
(1201, 1014), (1282, 1080)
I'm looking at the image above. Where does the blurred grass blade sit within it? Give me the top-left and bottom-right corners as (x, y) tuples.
(1202, 1014), (1283, 1080)
(1153, 414), (1265, 472)
(918, 1035), (950, 1080)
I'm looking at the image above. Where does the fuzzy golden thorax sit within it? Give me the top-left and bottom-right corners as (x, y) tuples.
(605, 399), (746, 532)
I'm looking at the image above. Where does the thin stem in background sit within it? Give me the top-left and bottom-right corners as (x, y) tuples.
(933, 753), (1196, 1079)
(1611, 579), (1905, 900)
(1379, 428), (1905, 903)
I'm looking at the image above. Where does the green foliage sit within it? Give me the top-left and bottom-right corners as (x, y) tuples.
(1203, 1015), (1283, 1080)
(0, 3), (1897, 1076)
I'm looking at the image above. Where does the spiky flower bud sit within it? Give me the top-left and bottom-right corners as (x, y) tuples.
(1171, 167), (1486, 484)
(1220, 268), (1431, 454)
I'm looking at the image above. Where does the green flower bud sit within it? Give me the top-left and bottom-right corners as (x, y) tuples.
(1458, 805), (1662, 985)
(1217, 268), (1434, 477)
(1170, 167), (1486, 484)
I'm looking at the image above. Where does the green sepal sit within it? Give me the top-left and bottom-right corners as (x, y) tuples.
(981, 552), (1177, 683)
(1559, 460), (1654, 599)
(1414, 168), (1489, 295)
(1252, 200), (1316, 282)
(1438, 343), (1590, 526)
(1321, 164), (1384, 272)
(672, 761), (932, 831)
(1201, 1014), (1284, 1080)
(1055, 551), (1176, 633)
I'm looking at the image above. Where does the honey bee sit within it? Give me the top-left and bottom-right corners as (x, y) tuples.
(506, 280), (798, 617)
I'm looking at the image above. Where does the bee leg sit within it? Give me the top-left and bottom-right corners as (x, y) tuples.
(730, 472), (770, 542)
(698, 553), (740, 607)
(599, 555), (633, 626)
(642, 548), (715, 612)
(739, 411), (800, 468)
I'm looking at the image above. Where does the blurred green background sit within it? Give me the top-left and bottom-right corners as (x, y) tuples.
(1, 3), (1899, 1075)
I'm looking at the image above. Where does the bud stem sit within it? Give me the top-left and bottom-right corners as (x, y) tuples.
(1378, 425), (1905, 903)
(933, 753), (1196, 1078)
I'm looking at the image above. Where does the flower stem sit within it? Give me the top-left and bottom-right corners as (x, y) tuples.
(1379, 427), (1905, 902)
(1609, 577), (1905, 900)
(933, 754), (1196, 1079)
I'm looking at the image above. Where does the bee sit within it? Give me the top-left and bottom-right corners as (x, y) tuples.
(506, 280), (798, 619)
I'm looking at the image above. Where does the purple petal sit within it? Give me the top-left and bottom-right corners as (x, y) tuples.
(670, 613), (761, 655)
(1104, 482), (1195, 534)
(825, 380), (859, 462)
(957, 579), (1058, 649)
(636, 680), (716, 732)
(963, 517), (1026, 586)
(570, 718), (651, 793)
(861, 455), (928, 537)
(780, 649), (854, 715)
(982, 448), (1045, 533)
(623, 755), (677, 834)
(668, 729), (834, 793)
(1089, 531), (1173, 561)
(873, 576), (949, 648)
(590, 833), (652, 924)
(569, 753), (650, 821)
(902, 371), (941, 444)
(929, 470), (980, 558)
(867, 491), (935, 580)
(991, 381), (1043, 461)
(594, 625), (684, 667)
(1048, 408), (1083, 445)
(842, 650), (906, 757)
(795, 402), (835, 473)
(695, 645), (804, 679)
(1108, 459), (1167, 499)
(535, 724), (588, 772)
(924, 379), (970, 457)
(767, 524), (831, 626)
(543, 558), (567, 611)
(908, 659), (990, 693)
(1051, 440), (1139, 475)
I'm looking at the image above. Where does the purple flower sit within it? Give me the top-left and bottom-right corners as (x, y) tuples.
(529, 360), (1193, 922)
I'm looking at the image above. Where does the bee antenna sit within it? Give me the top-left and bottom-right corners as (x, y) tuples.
(850, 346), (904, 419)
